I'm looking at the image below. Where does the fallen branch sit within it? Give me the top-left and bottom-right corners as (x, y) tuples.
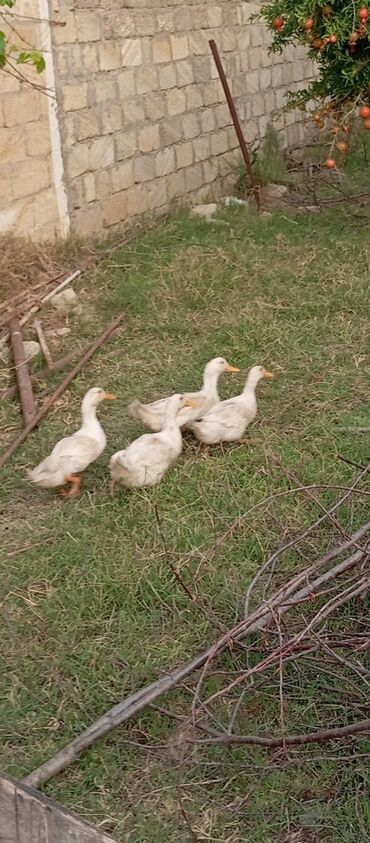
(0, 351), (76, 401)
(34, 318), (53, 369)
(335, 426), (370, 433)
(193, 718), (370, 748)
(0, 314), (123, 469)
(337, 453), (367, 471)
(8, 314), (37, 426)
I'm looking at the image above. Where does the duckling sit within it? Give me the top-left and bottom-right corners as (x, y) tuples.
(129, 356), (239, 432)
(188, 366), (273, 446)
(110, 394), (195, 490)
(28, 387), (116, 498)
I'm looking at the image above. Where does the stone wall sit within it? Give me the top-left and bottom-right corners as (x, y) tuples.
(0, 1), (69, 239)
(1, 1), (314, 240)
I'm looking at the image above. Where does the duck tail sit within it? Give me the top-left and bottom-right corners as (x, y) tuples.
(129, 399), (143, 420)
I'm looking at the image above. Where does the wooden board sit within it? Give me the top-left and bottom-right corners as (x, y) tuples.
(0, 774), (118, 843)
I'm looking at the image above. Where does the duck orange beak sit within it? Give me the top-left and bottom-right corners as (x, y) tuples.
(263, 370), (274, 379)
(185, 398), (197, 408)
(225, 363), (240, 373)
(103, 392), (117, 400)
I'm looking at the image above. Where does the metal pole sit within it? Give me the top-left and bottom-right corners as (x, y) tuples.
(209, 39), (260, 211)
(8, 314), (37, 426)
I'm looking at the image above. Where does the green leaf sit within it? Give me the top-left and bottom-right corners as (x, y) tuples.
(16, 50), (45, 73)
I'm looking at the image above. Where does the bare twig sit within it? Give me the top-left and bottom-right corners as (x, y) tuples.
(34, 319), (53, 369)
(194, 718), (370, 748)
(337, 454), (367, 471)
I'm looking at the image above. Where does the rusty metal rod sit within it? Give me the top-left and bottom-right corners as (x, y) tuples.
(209, 39), (260, 210)
(8, 314), (37, 426)
(0, 314), (123, 469)
(0, 351), (77, 401)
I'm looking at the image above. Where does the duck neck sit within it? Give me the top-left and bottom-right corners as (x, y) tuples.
(81, 398), (101, 433)
(242, 371), (260, 396)
(202, 367), (220, 398)
(163, 401), (182, 440)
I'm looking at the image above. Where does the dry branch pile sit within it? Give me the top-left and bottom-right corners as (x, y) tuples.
(23, 458), (370, 791)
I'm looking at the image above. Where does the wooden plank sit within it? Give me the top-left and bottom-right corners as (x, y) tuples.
(0, 774), (118, 843)
(0, 776), (17, 843)
(15, 784), (48, 843)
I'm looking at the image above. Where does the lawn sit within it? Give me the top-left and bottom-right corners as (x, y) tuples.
(1, 191), (370, 841)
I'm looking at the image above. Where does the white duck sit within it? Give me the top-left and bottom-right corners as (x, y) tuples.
(110, 394), (195, 490)
(129, 356), (239, 433)
(188, 365), (273, 445)
(28, 387), (116, 497)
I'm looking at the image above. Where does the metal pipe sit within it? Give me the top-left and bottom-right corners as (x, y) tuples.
(209, 39), (260, 210)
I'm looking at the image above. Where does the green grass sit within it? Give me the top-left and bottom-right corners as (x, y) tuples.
(1, 193), (370, 841)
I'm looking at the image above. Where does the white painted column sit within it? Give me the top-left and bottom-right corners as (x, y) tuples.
(38, 0), (70, 236)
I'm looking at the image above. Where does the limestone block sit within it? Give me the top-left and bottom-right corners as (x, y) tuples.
(166, 89), (186, 117)
(138, 124), (160, 153)
(189, 32), (208, 56)
(117, 71), (136, 100)
(201, 108), (216, 134)
(4, 91), (42, 125)
(89, 136), (114, 171)
(221, 31), (236, 52)
(146, 180), (167, 210)
(100, 103), (123, 134)
(167, 170), (186, 200)
(103, 12), (135, 39)
(207, 7), (222, 27)
(99, 43), (121, 71)
(95, 170), (112, 199)
(183, 114), (200, 139)
(75, 11), (100, 41)
(171, 35), (189, 60)
(134, 155), (155, 183)
(136, 68), (158, 95)
(102, 192), (128, 226)
(175, 142), (193, 170)
(155, 148), (175, 177)
(75, 109), (100, 141)
(123, 99), (145, 125)
(67, 144), (89, 178)
(152, 37), (171, 64)
(215, 104), (230, 128)
(193, 136), (210, 163)
(160, 116), (182, 146)
(159, 64), (177, 90)
(121, 39), (143, 67)
(145, 93), (166, 122)
(210, 131), (229, 155)
(83, 173), (96, 203)
(260, 68), (272, 90)
(157, 11), (174, 33)
(63, 84), (88, 112)
(135, 14), (156, 36)
(185, 164), (203, 192)
(173, 8), (192, 30)
(53, 11), (76, 43)
(186, 84), (203, 109)
(94, 77), (117, 103)
(176, 60), (194, 88)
